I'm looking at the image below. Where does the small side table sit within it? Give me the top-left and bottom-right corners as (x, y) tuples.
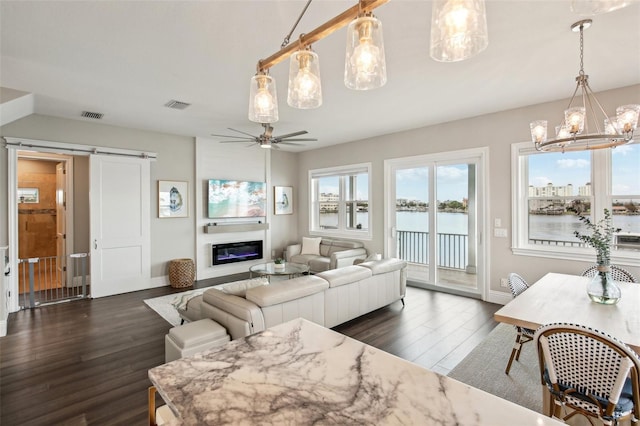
(168, 258), (195, 288)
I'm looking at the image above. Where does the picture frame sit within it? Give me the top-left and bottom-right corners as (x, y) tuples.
(18, 188), (39, 204)
(274, 186), (293, 215)
(158, 180), (188, 218)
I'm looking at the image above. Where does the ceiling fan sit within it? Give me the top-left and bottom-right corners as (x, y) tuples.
(211, 123), (317, 149)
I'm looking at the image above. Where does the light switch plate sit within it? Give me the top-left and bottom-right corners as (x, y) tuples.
(494, 228), (508, 238)
(494, 218), (502, 227)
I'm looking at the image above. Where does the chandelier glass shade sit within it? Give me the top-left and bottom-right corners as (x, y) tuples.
(529, 19), (639, 152)
(570, 0), (630, 15)
(287, 48), (323, 109)
(429, 0), (488, 62)
(344, 14), (387, 90)
(248, 73), (278, 123)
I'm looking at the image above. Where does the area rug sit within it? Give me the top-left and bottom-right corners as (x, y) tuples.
(143, 293), (182, 326)
(447, 322), (542, 413)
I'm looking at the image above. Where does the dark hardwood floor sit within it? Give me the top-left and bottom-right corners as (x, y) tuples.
(0, 283), (500, 425)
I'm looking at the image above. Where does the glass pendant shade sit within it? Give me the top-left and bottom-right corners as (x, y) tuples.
(564, 107), (586, 134)
(530, 120), (548, 144)
(430, 0), (489, 62)
(248, 73), (278, 123)
(344, 15), (387, 90)
(570, 0), (630, 15)
(287, 49), (322, 109)
(616, 104), (640, 133)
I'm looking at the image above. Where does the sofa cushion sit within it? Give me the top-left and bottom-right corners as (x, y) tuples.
(247, 275), (329, 307)
(316, 265), (372, 288)
(359, 258), (407, 274)
(290, 253), (322, 265)
(220, 277), (268, 297)
(301, 237), (322, 255)
(308, 257), (331, 272)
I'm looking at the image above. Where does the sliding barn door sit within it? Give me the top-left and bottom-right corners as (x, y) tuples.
(90, 155), (150, 298)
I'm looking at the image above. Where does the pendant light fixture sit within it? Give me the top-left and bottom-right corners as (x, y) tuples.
(570, 0), (630, 15)
(344, 12), (387, 90)
(248, 72), (278, 123)
(529, 20), (639, 152)
(430, 0), (488, 62)
(287, 46), (322, 109)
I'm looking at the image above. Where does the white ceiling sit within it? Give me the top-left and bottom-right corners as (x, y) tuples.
(1, 1), (639, 152)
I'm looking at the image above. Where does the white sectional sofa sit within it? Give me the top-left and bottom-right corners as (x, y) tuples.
(179, 258), (406, 340)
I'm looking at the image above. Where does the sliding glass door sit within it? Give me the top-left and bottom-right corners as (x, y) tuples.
(385, 149), (486, 296)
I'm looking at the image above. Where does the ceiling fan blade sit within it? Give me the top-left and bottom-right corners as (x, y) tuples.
(228, 127), (258, 138)
(273, 130), (308, 139)
(276, 142), (303, 146)
(219, 140), (256, 143)
(211, 134), (255, 140)
(278, 138), (317, 142)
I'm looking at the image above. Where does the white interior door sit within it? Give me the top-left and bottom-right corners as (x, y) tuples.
(90, 155), (150, 298)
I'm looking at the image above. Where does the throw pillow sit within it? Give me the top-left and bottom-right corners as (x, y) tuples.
(300, 236), (322, 255)
(220, 277), (268, 297)
(366, 253), (382, 261)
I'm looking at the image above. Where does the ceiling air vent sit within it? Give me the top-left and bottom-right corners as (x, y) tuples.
(81, 111), (104, 120)
(164, 99), (191, 110)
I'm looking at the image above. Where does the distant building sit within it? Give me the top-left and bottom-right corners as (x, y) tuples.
(578, 182), (592, 196)
(529, 183), (573, 197)
(319, 193), (338, 211)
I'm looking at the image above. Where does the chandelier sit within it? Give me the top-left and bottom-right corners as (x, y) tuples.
(529, 19), (639, 152)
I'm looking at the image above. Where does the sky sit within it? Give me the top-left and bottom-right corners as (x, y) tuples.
(529, 143), (640, 195)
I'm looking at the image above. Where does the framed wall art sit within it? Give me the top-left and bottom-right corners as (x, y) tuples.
(274, 186), (293, 215)
(17, 188), (39, 204)
(159, 180), (188, 218)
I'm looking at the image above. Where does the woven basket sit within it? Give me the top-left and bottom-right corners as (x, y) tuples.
(168, 258), (195, 288)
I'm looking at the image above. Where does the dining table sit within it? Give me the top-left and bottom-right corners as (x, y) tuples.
(494, 272), (640, 354)
(149, 317), (563, 425)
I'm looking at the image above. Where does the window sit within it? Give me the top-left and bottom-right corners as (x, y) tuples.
(512, 142), (640, 266)
(309, 163), (371, 238)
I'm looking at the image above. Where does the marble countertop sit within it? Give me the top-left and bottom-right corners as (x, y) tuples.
(149, 318), (562, 425)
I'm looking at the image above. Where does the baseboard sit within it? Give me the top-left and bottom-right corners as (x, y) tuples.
(487, 289), (512, 305)
(150, 275), (170, 288)
(0, 319), (7, 337)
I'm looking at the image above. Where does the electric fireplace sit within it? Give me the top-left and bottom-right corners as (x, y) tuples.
(211, 240), (263, 266)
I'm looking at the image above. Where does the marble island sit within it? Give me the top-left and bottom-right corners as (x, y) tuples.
(149, 318), (562, 425)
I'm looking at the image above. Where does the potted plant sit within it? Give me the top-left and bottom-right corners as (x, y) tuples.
(273, 258), (285, 270)
(574, 208), (622, 304)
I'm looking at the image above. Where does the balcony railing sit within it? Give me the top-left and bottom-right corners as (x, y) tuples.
(397, 230), (468, 270)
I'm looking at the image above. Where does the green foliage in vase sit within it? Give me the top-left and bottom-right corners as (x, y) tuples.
(573, 208), (621, 264)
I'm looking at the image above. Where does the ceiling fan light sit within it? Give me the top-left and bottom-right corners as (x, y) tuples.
(344, 14), (387, 90)
(287, 49), (323, 109)
(248, 73), (278, 123)
(430, 0), (488, 62)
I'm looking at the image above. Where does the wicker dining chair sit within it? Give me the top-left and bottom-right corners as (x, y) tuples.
(505, 272), (535, 375)
(535, 323), (640, 426)
(581, 265), (638, 283)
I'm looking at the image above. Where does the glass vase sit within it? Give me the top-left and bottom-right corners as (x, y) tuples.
(587, 263), (621, 305)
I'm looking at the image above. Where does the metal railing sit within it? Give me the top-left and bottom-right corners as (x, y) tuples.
(18, 253), (89, 309)
(396, 230), (468, 270)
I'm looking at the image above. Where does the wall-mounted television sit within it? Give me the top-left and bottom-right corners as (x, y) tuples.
(207, 179), (266, 218)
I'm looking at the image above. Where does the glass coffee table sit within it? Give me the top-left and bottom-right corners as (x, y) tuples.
(249, 262), (309, 280)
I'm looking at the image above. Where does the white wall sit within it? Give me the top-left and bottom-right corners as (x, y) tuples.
(294, 84), (640, 297)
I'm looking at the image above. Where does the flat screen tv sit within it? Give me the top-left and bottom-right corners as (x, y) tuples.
(207, 179), (266, 218)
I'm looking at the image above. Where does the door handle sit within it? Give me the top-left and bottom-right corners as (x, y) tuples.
(94, 239), (97, 250)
